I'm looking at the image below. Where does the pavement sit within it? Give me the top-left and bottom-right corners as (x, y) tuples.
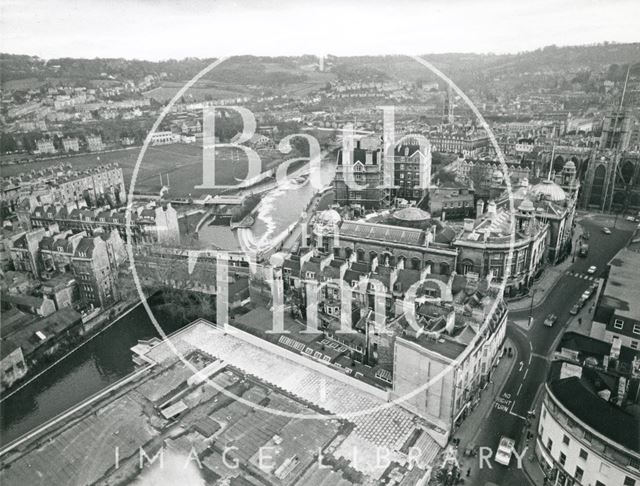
(451, 336), (519, 482)
(507, 225), (585, 313)
(520, 406), (550, 486)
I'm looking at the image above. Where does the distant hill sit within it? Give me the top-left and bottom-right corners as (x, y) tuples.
(1, 43), (639, 89)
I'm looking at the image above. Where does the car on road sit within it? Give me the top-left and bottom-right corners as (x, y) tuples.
(544, 314), (558, 327)
(570, 303), (581, 315)
(587, 265), (597, 274)
(602, 227), (612, 234)
(495, 436), (515, 466)
(578, 242), (589, 257)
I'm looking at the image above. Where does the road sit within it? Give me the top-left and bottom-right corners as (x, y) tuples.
(469, 214), (636, 486)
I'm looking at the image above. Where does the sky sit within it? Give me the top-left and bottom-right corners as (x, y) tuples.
(1, 0), (639, 60)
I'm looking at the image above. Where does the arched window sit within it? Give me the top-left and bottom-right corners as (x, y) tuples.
(411, 257), (421, 270)
(397, 255), (407, 269)
(440, 262), (450, 275)
(356, 248), (365, 262)
(589, 165), (607, 207)
(461, 259), (474, 275)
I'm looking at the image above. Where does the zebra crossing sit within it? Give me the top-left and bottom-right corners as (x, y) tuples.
(567, 271), (597, 281)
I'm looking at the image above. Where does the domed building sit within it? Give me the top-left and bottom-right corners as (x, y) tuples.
(494, 170), (579, 264)
(392, 207), (431, 225)
(530, 179), (567, 203)
(556, 160), (580, 198)
(312, 209), (342, 236)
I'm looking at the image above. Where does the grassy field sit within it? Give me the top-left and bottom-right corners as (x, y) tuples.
(143, 83), (247, 102)
(1, 143), (302, 197)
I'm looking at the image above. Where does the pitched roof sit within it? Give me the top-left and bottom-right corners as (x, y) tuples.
(74, 237), (96, 258)
(340, 221), (424, 246)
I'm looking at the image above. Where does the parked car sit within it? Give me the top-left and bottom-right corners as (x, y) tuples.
(587, 265), (597, 274)
(581, 289), (593, 300)
(544, 314), (558, 327)
(495, 436), (515, 466)
(626, 216), (636, 222)
(602, 227), (612, 234)
(570, 304), (580, 315)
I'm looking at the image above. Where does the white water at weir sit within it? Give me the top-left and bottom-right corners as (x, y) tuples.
(195, 159), (335, 253)
(251, 162), (335, 249)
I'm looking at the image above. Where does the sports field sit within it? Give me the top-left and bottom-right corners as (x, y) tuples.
(2, 143), (294, 197)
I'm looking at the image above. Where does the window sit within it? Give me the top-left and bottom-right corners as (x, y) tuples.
(546, 438), (553, 452)
(579, 449), (588, 460)
(559, 452), (566, 466)
(595, 482), (606, 486)
(632, 341), (639, 350)
(630, 458), (640, 470)
(575, 466), (583, 482)
(562, 435), (570, 446)
(624, 477), (636, 486)
(614, 319), (624, 329)
(584, 431), (593, 443)
(634, 324), (640, 335)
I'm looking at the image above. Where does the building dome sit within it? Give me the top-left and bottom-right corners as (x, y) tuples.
(393, 207), (431, 222)
(313, 209), (342, 235)
(531, 179), (566, 202)
(318, 209), (341, 225)
(518, 199), (535, 212)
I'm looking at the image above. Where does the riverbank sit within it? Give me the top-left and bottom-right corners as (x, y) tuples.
(0, 292), (195, 446)
(0, 297), (143, 403)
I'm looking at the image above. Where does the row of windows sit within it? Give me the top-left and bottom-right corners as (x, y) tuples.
(543, 432), (636, 486)
(542, 405), (640, 482)
(442, 200), (470, 208)
(613, 319), (640, 335)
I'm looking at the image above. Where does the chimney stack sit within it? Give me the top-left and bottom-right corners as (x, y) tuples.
(463, 218), (475, 232)
(487, 200), (497, 218)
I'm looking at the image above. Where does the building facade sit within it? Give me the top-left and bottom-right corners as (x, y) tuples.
(537, 367), (640, 486)
(428, 184), (475, 220)
(454, 201), (548, 295)
(29, 202), (180, 244)
(334, 141), (386, 209)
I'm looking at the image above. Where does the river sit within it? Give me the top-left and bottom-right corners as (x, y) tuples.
(202, 160), (336, 253)
(0, 160), (336, 448)
(0, 298), (185, 446)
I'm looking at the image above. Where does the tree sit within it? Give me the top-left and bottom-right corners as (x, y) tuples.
(0, 133), (17, 153)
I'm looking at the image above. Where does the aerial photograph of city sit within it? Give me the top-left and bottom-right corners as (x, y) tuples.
(0, 0), (639, 485)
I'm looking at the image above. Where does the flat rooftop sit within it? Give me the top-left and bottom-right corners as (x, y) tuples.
(604, 247), (640, 321)
(0, 319), (439, 484)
